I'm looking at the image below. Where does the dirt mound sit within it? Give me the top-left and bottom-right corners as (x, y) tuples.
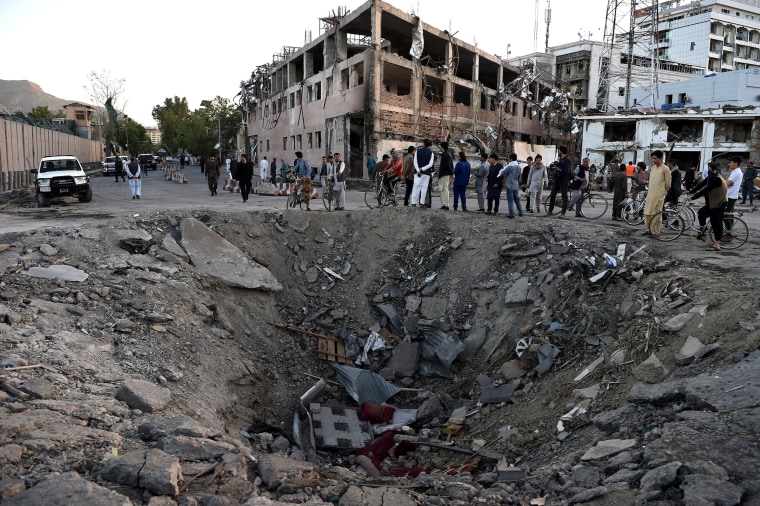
(0, 208), (758, 504)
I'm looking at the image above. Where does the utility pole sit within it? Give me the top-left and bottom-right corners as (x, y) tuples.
(544, 0), (551, 53)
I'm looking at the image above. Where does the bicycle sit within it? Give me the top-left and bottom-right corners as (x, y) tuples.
(649, 208), (748, 249)
(365, 178), (403, 209)
(703, 211), (748, 250)
(322, 177), (337, 211)
(542, 186), (609, 219)
(622, 186), (648, 225)
(286, 176), (306, 210)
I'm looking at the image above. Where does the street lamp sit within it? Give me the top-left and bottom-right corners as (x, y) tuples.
(200, 100), (221, 163)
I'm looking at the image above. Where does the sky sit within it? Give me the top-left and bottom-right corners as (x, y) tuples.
(0, 0), (609, 126)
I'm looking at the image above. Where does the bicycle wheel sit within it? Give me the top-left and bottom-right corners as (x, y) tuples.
(364, 185), (380, 209)
(542, 193), (562, 215)
(581, 193), (608, 219)
(623, 202), (644, 225)
(323, 184), (333, 211)
(714, 215), (748, 249)
(648, 209), (685, 242)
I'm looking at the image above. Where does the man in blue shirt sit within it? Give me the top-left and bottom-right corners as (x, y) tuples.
(498, 153), (523, 218)
(293, 151), (312, 211)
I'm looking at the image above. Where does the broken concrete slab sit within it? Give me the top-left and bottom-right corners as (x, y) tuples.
(661, 312), (695, 332)
(283, 210), (311, 233)
(17, 378), (56, 400)
(160, 234), (188, 261)
(573, 384), (601, 400)
(256, 453), (318, 490)
(179, 217), (282, 291)
(405, 295), (422, 313)
(159, 434), (236, 461)
(504, 276), (532, 306)
(639, 461), (681, 491)
(420, 297), (447, 319)
(680, 473), (744, 506)
(674, 336), (721, 365)
(116, 378), (171, 413)
(386, 342), (420, 378)
(460, 326), (486, 361)
(138, 416), (220, 441)
(2, 471), (132, 506)
(581, 439), (637, 461)
(633, 353), (669, 384)
(102, 448), (182, 496)
(22, 264), (88, 282)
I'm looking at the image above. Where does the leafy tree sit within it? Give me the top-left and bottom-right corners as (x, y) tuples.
(152, 97), (189, 155)
(28, 106), (63, 119)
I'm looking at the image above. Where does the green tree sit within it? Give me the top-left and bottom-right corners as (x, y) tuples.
(152, 97), (189, 155)
(28, 106), (60, 119)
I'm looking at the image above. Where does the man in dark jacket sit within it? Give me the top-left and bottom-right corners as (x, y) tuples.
(206, 155), (220, 196)
(437, 141), (454, 210)
(412, 139), (434, 207)
(547, 145), (571, 215)
(236, 154), (254, 202)
(665, 158), (682, 206)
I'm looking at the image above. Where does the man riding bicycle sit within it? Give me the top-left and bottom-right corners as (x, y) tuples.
(293, 151), (312, 211)
(374, 151), (402, 208)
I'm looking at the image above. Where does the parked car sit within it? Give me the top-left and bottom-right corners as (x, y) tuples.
(102, 156), (117, 176)
(32, 155), (92, 207)
(138, 153), (156, 170)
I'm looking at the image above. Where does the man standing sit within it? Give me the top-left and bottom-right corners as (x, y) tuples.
(521, 156), (533, 211)
(625, 160), (635, 192)
(665, 158), (682, 206)
(567, 157), (589, 218)
(260, 156), (269, 182)
(437, 142), (454, 210)
(412, 139), (434, 207)
(526, 154), (548, 213)
(331, 152), (347, 210)
(293, 151), (312, 210)
(366, 152), (376, 180)
(125, 157), (141, 200)
(499, 153), (523, 218)
(280, 159), (289, 184)
(725, 155), (744, 217)
(206, 155), (220, 196)
(237, 154), (254, 202)
(692, 162), (727, 251)
(741, 160), (756, 205)
(547, 145), (571, 215)
(374, 154), (391, 208)
(230, 155), (239, 182)
(319, 156), (329, 181)
(643, 150), (671, 236)
(403, 146), (416, 206)
(114, 156), (126, 182)
(270, 158), (278, 184)
(611, 163), (628, 221)
(474, 153), (488, 212)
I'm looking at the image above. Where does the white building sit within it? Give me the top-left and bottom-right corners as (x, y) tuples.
(634, 0), (760, 72)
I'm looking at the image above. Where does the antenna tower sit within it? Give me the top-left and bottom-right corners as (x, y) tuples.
(544, 0), (551, 53)
(596, 0), (660, 111)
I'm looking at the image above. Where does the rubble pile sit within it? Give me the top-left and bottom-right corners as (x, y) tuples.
(0, 207), (759, 505)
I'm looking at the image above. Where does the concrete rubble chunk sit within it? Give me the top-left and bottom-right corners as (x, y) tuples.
(138, 416), (218, 441)
(573, 384), (601, 400)
(568, 486), (607, 504)
(3, 471), (132, 506)
(633, 353), (670, 384)
(680, 474), (743, 506)
(256, 454), (318, 490)
(160, 234), (188, 261)
(338, 485), (417, 506)
(675, 336), (721, 365)
(39, 244), (58, 257)
(22, 264), (89, 282)
(17, 378), (56, 400)
(0, 477), (26, 500)
(116, 378), (171, 413)
(159, 434), (236, 461)
(500, 360), (527, 380)
(386, 342), (420, 378)
(661, 312), (695, 332)
(504, 276), (532, 306)
(102, 448), (182, 497)
(179, 217), (282, 291)
(639, 461), (682, 491)
(460, 326), (486, 361)
(581, 439), (637, 461)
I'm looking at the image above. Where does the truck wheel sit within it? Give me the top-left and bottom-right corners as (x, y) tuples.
(36, 192), (51, 208)
(79, 188), (93, 203)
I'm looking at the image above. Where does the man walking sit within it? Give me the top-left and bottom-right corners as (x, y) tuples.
(412, 139), (434, 207)
(437, 142), (454, 210)
(547, 145), (571, 215)
(643, 150), (671, 236)
(125, 157), (142, 199)
(237, 154), (254, 202)
(567, 157), (589, 218)
(741, 160), (756, 205)
(260, 156), (269, 182)
(206, 155), (220, 196)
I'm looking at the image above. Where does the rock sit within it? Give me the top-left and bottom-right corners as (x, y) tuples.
(144, 312), (175, 323)
(39, 244), (58, 257)
(420, 297), (447, 319)
(500, 360), (527, 380)
(386, 342), (420, 378)
(3, 471), (132, 505)
(606, 468), (645, 485)
(573, 384), (601, 399)
(17, 378), (56, 400)
(444, 482), (479, 501)
(159, 435), (236, 461)
(22, 264), (89, 282)
(572, 465), (601, 488)
(116, 378), (171, 413)
(504, 276), (532, 306)
(0, 477), (26, 500)
(633, 353), (669, 384)
(338, 485), (416, 506)
(161, 234), (188, 261)
(0, 444), (23, 463)
(405, 295), (421, 313)
(304, 267), (319, 283)
(179, 218), (281, 291)
(581, 439), (637, 461)
(138, 416), (219, 441)
(661, 312), (695, 332)
(680, 474), (743, 506)
(639, 461), (681, 491)
(450, 237), (463, 249)
(256, 454), (318, 490)
(460, 326), (486, 361)
(675, 336), (721, 365)
(146, 497), (177, 506)
(102, 448), (182, 496)
(569, 486), (607, 503)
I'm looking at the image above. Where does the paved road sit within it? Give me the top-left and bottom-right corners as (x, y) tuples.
(1, 166), (758, 256)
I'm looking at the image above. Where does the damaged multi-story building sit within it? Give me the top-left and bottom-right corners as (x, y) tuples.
(236, 0), (573, 177)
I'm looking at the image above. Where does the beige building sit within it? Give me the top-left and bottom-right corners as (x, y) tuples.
(239, 0), (570, 176)
(63, 102), (95, 139)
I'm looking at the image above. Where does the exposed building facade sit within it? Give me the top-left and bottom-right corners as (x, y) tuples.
(238, 1), (570, 177)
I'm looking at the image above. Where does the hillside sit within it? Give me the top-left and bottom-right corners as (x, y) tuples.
(0, 79), (73, 115)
